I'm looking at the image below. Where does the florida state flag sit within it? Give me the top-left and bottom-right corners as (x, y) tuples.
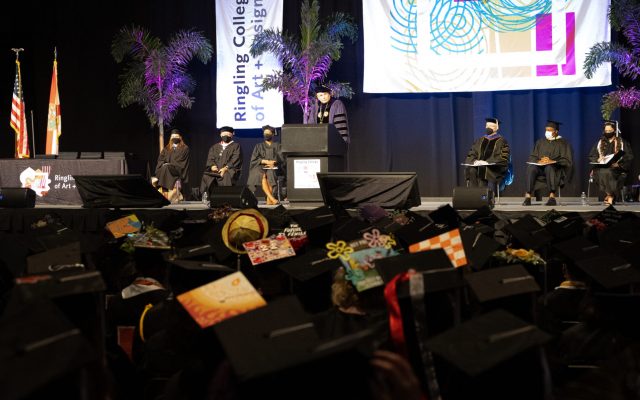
(46, 51), (61, 155)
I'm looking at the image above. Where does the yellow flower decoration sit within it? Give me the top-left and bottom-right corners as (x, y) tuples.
(380, 234), (397, 250)
(326, 240), (354, 261)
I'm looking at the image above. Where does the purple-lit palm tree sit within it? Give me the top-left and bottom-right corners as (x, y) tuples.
(111, 26), (213, 151)
(249, 0), (357, 122)
(584, 0), (640, 118)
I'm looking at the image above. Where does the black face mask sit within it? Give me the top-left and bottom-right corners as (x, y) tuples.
(221, 136), (232, 143)
(171, 138), (181, 144)
(604, 131), (615, 139)
(264, 134), (273, 141)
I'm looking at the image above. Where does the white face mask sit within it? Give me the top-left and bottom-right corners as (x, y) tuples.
(545, 131), (555, 140)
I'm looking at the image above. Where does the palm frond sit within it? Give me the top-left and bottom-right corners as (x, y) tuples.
(250, 29), (300, 67)
(166, 30), (213, 67)
(324, 12), (358, 44)
(584, 41), (640, 79)
(601, 86), (640, 118)
(324, 81), (355, 100)
(300, 0), (321, 50)
(111, 25), (162, 63)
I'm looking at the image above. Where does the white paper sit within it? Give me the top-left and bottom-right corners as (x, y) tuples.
(294, 159), (321, 189)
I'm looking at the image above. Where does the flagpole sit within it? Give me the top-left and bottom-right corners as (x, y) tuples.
(30, 110), (35, 156)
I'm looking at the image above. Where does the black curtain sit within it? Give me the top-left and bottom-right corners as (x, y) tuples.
(1, 0), (637, 197)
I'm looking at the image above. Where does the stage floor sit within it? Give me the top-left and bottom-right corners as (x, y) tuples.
(33, 196), (640, 214)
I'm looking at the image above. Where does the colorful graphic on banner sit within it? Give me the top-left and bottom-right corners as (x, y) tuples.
(363, 0), (611, 93)
(215, 0), (284, 128)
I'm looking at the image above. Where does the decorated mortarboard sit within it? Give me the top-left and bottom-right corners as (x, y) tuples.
(0, 299), (97, 400)
(176, 271), (266, 329)
(425, 309), (551, 377)
(221, 209), (269, 254)
(242, 234), (297, 266)
(575, 254), (640, 290)
(465, 265), (540, 303)
(545, 120), (562, 130)
(409, 228), (468, 268)
(291, 206), (335, 245)
(105, 214), (142, 239)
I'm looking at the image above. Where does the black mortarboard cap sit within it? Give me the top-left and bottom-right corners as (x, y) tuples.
(219, 126), (234, 134)
(544, 212), (585, 240)
(375, 249), (452, 284)
(428, 204), (461, 229)
(460, 226), (502, 270)
(394, 213), (449, 250)
(598, 219), (640, 261)
(552, 236), (603, 263)
(332, 216), (375, 242)
(465, 265), (540, 303)
(261, 205), (293, 233)
(12, 270), (106, 301)
(425, 309), (551, 377)
(314, 84), (331, 94)
(166, 257), (235, 274)
(485, 117), (499, 125)
(0, 299), (96, 400)
(545, 120), (562, 130)
(503, 215), (553, 250)
(462, 205), (500, 227)
(575, 254), (640, 290)
(292, 206), (335, 245)
(277, 247), (341, 283)
(26, 241), (83, 275)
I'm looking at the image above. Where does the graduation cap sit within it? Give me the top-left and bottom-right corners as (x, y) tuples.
(277, 247), (342, 284)
(375, 249), (452, 284)
(503, 215), (553, 250)
(314, 84), (332, 94)
(214, 296), (377, 397)
(331, 216), (375, 243)
(0, 298), (97, 400)
(165, 254), (236, 295)
(598, 219), (640, 261)
(544, 212), (585, 240)
(462, 205), (500, 227)
(291, 206), (335, 246)
(575, 255), (640, 290)
(12, 270), (106, 301)
(26, 241), (83, 275)
(394, 213), (445, 250)
(428, 204), (461, 230)
(552, 236), (603, 263)
(425, 309), (551, 377)
(219, 126), (234, 134)
(485, 117), (500, 125)
(545, 120), (562, 130)
(261, 205), (293, 233)
(465, 265), (540, 303)
(460, 226), (502, 270)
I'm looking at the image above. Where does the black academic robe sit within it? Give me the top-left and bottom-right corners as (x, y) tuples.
(588, 136), (634, 196)
(526, 137), (573, 193)
(246, 141), (285, 190)
(200, 141), (243, 192)
(464, 134), (510, 183)
(303, 98), (350, 143)
(155, 144), (190, 190)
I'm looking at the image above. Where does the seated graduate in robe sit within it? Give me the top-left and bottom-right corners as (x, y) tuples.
(464, 117), (510, 195)
(247, 125), (285, 205)
(154, 129), (190, 203)
(199, 126), (243, 195)
(588, 120), (634, 205)
(523, 120), (573, 206)
(303, 84), (350, 144)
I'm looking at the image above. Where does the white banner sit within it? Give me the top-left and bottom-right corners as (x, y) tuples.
(363, 0), (611, 93)
(216, 0), (284, 128)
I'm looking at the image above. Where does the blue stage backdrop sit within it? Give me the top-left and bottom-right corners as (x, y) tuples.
(1, 0), (635, 198)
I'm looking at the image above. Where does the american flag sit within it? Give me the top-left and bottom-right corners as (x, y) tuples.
(10, 60), (30, 158)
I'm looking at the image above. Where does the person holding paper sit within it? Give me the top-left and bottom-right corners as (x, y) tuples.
(588, 120), (634, 205)
(247, 125), (285, 205)
(199, 126), (243, 195)
(155, 129), (190, 203)
(464, 117), (510, 194)
(523, 120), (573, 206)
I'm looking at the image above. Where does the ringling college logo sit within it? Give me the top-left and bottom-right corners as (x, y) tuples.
(20, 166), (52, 197)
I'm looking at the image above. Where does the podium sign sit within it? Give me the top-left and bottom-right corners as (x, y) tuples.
(281, 124), (347, 201)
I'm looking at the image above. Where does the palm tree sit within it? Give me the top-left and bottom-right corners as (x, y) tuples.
(111, 25), (213, 151)
(249, 0), (357, 122)
(584, 0), (640, 118)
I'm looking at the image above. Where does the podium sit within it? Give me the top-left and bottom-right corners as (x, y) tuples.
(281, 124), (347, 201)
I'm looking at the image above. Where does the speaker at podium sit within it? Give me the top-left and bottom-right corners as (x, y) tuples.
(280, 124), (347, 201)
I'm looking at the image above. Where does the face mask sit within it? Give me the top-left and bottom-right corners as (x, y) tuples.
(221, 135), (232, 143)
(264, 133), (273, 141)
(545, 131), (555, 140)
(171, 138), (181, 144)
(604, 131), (615, 139)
